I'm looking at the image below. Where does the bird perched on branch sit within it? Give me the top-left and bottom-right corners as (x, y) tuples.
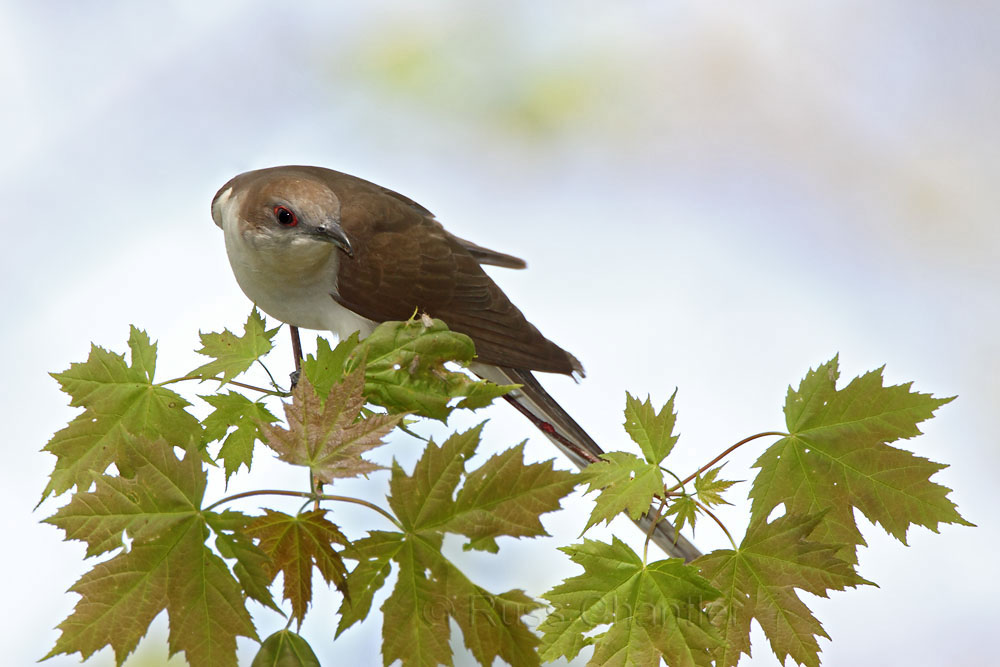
(211, 165), (700, 561)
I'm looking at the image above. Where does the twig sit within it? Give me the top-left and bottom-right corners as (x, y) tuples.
(695, 499), (738, 550)
(204, 489), (316, 511)
(311, 472), (322, 512)
(203, 488), (401, 528)
(317, 493), (400, 528)
(667, 431), (786, 493)
(157, 375), (287, 396)
(255, 358), (283, 393)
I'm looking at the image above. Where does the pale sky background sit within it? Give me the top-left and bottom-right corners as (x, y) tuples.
(2, 2), (996, 666)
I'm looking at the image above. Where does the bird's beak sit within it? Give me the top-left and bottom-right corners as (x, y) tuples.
(312, 221), (353, 257)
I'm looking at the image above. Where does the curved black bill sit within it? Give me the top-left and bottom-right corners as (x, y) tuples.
(313, 223), (353, 257)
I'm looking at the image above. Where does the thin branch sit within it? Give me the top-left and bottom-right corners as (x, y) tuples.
(255, 357), (283, 393)
(309, 469), (318, 512)
(661, 467), (687, 494)
(695, 499), (738, 550)
(204, 489), (315, 511)
(317, 493), (401, 528)
(203, 488), (401, 528)
(312, 476), (322, 512)
(667, 431), (786, 493)
(156, 375), (288, 396)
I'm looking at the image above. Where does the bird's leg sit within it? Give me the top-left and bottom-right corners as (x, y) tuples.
(289, 326), (303, 388)
(288, 325), (323, 509)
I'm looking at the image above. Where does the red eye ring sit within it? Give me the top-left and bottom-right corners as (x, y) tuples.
(274, 206), (298, 227)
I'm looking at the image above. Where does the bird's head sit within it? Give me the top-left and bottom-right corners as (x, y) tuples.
(211, 167), (354, 258)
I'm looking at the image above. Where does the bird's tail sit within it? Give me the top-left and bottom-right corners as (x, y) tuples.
(470, 364), (702, 562)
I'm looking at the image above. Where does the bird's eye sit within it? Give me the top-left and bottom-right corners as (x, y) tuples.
(274, 206), (298, 227)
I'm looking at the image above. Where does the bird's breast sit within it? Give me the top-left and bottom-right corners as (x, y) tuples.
(221, 216), (375, 339)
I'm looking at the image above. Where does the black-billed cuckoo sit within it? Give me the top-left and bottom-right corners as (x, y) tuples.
(211, 165), (700, 561)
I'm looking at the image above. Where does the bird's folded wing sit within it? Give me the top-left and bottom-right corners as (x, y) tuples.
(331, 185), (578, 374)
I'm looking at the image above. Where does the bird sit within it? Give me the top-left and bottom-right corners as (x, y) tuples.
(211, 165), (700, 561)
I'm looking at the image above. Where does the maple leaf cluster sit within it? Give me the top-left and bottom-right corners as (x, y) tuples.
(40, 313), (556, 667)
(38, 311), (970, 667)
(44, 325), (256, 666)
(548, 356), (969, 667)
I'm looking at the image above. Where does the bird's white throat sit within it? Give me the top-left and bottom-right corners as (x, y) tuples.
(214, 186), (376, 339)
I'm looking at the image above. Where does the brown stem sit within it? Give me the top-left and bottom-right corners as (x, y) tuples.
(695, 499), (738, 550)
(667, 431), (786, 493)
(203, 488), (401, 528)
(290, 325), (303, 374)
(317, 493), (400, 528)
(204, 489), (315, 511)
(157, 375), (287, 396)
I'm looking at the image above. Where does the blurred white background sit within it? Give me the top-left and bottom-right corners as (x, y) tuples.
(2, 1), (995, 665)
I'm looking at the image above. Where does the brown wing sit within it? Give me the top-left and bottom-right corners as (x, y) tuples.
(328, 176), (581, 375)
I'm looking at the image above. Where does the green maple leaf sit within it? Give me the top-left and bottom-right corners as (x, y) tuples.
(379, 534), (544, 667)
(301, 333), (360, 399)
(127, 325), (157, 380)
(380, 537), (454, 667)
(260, 369), (404, 482)
(695, 513), (871, 667)
(749, 356), (970, 561)
(44, 436), (256, 667)
(445, 441), (578, 552)
(252, 630), (321, 667)
(665, 494), (699, 535)
(247, 510), (349, 624)
(337, 531), (404, 637)
(577, 451), (665, 533)
(45, 435), (203, 559)
(388, 424), (484, 531)
(338, 424), (568, 666)
(189, 308), (279, 384)
(348, 318), (516, 420)
(386, 424), (573, 665)
(388, 425), (577, 551)
(539, 537), (721, 667)
(624, 390), (679, 465)
(439, 572), (541, 667)
(201, 391), (278, 481)
(694, 466), (737, 507)
(209, 510), (281, 613)
(43, 326), (201, 499)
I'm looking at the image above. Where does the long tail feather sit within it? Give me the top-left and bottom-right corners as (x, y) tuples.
(471, 364), (702, 562)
